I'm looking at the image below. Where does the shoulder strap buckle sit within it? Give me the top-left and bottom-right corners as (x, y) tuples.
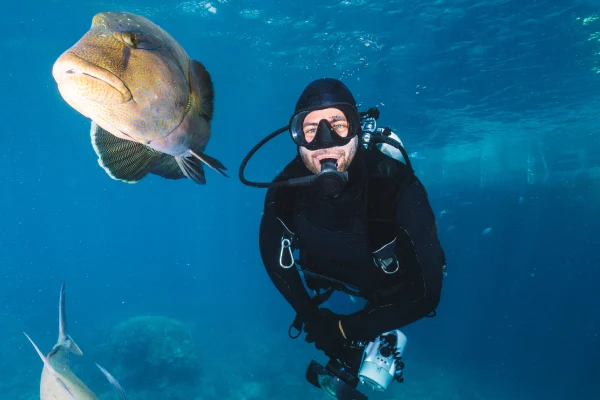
(372, 237), (400, 274)
(374, 255), (400, 274)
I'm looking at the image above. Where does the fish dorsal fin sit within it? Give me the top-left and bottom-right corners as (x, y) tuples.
(90, 122), (163, 183)
(48, 283), (83, 359)
(24, 332), (77, 400)
(189, 59), (214, 121)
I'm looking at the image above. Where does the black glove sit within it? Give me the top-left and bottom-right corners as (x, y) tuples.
(303, 309), (347, 354)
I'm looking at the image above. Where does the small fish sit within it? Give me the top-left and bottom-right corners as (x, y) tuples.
(52, 12), (228, 184)
(439, 209), (449, 217)
(481, 227), (492, 235)
(408, 151), (426, 160)
(446, 225), (456, 232)
(25, 283), (127, 400)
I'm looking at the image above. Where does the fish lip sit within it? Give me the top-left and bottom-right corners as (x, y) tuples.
(53, 52), (133, 103)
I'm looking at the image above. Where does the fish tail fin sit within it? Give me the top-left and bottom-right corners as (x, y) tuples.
(97, 364), (128, 400)
(90, 122), (163, 183)
(24, 332), (77, 400)
(188, 149), (229, 178)
(51, 283), (83, 358)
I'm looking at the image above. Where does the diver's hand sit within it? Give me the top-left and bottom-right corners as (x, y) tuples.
(304, 309), (347, 352)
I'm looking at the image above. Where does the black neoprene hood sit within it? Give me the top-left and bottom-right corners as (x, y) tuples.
(294, 78), (358, 113)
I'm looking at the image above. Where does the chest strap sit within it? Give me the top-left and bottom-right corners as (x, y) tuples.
(276, 156), (416, 273)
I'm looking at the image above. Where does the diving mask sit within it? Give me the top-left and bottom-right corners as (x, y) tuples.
(289, 104), (361, 150)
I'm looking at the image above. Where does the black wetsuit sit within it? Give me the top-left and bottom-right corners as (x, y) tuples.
(259, 148), (446, 346)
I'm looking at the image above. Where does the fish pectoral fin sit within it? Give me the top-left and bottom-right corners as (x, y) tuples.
(66, 335), (83, 356)
(24, 332), (77, 400)
(188, 150), (229, 178)
(49, 334), (83, 359)
(175, 155), (206, 184)
(189, 59), (214, 121)
(96, 364), (128, 400)
(90, 122), (162, 183)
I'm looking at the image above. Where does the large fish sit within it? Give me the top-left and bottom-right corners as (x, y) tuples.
(52, 11), (228, 184)
(24, 283), (127, 400)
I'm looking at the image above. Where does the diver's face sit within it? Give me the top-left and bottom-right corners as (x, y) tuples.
(299, 108), (358, 174)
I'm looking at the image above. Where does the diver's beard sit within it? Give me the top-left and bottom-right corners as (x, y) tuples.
(299, 150), (343, 174)
(300, 138), (358, 174)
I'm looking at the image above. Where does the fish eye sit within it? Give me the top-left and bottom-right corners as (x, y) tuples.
(121, 32), (138, 48)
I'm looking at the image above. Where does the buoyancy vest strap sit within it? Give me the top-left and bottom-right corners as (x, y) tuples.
(363, 157), (417, 269)
(288, 288), (335, 339)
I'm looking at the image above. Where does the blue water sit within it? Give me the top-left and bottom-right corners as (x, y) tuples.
(1, 0), (599, 399)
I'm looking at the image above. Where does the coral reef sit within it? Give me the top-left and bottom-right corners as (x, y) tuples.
(108, 315), (201, 387)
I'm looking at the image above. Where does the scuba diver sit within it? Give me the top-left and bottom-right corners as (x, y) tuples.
(239, 78), (447, 399)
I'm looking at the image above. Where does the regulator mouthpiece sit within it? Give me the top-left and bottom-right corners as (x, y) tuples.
(314, 159), (348, 197)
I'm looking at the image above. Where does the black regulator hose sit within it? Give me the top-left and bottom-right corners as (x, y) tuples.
(238, 125), (414, 188)
(238, 126), (288, 188)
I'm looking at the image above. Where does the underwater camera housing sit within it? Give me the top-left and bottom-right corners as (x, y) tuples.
(358, 330), (407, 391)
(306, 330), (407, 399)
(306, 358), (367, 400)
